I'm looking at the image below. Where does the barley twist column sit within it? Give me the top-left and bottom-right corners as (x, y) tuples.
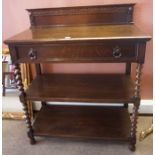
(14, 64), (36, 144)
(129, 63), (143, 151)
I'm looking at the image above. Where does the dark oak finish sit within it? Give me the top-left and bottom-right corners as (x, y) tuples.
(4, 4), (151, 151)
(33, 105), (131, 141)
(9, 40), (139, 63)
(126, 63), (131, 75)
(5, 25), (150, 64)
(27, 4), (135, 27)
(35, 64), (41, 75)
(128, 64), (142, 151)
(14, 64), (36, 144)
(26, 74), (135, 103)
(5, 25), (150, 44)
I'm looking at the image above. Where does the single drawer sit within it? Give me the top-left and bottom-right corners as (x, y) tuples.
(13, 41), (138, 63)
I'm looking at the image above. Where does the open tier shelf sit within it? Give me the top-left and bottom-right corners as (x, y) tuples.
(26, 74), (135, 103)
(33, 105), (131, 141)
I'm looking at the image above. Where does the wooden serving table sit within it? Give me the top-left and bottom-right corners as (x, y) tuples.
(4, 4), (151, 151)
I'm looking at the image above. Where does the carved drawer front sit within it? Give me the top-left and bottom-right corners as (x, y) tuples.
(14, 42), (137, 63)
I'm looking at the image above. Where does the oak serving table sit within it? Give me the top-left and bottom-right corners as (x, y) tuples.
(4, 4), (151, 151)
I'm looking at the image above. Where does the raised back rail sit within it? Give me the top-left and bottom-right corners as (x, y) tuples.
(27, 4), (135, 27)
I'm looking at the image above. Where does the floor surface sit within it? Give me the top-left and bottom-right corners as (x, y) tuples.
(2, 117), (152, 155)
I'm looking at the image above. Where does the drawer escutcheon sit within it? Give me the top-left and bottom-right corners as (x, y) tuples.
(112, 46), (122, 58)
(28, 48), (37, 60)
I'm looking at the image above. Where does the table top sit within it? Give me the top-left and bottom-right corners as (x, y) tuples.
(5, 24), (151, 44)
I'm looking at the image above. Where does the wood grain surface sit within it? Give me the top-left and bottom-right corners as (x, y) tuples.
(5, 25), (151, 44)
(33, 104), (130, 141)
(26, 74), (135, 103)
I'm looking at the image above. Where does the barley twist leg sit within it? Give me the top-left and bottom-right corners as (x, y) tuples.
(129, 63), (142, 151)
(14, 64), (36, 144)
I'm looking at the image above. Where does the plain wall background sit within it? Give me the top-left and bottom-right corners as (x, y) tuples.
(2, 0), (153, 99)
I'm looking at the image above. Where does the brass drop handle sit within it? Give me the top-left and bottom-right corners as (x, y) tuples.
(112, 46), (122, 58)
(28, 48), (37, 60)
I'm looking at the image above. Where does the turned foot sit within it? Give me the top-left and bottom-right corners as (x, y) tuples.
(129, 144), (136, 151)
(30, 138), (36, 145)
(129, 136), (136, 151)
(27, 130), (36, 145)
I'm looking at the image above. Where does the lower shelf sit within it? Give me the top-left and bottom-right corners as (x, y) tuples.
(33, 105), (131, 141)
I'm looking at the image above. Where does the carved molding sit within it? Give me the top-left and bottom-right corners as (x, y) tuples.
(27, 4), (134, 27)
(29, 6), (133, 16)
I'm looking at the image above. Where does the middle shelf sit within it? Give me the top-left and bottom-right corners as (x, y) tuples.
(26, 74), (135, 103)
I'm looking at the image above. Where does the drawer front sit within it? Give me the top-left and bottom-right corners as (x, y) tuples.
(14, 42), (137, 63)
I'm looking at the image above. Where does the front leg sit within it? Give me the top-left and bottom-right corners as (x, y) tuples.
(129, 63), (143, 151)
(14, 64), (36, 144)
(129, 100), (140, 151)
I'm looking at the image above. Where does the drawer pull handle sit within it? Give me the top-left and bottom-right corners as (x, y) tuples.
(112, 46), (122, 58)
(28, 48), (37, 60)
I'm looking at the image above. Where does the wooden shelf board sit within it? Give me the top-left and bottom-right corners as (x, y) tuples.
(33, 105), (131, 141)
(26, 74), (134, 103)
